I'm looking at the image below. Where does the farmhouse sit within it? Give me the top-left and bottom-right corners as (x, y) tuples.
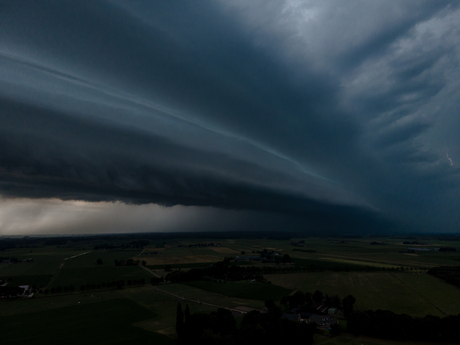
(0, 285), (32, 299)
(234, 255), (262, 262)
(282, 311), (338, 328)
(408, 247), (439, 252)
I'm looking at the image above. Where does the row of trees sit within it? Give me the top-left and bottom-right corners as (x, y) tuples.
(165, 260), (266, 283)
(341, 290), (460, 342)
(278, 289), (356, 317)
(428, 266), (460, 288)
(347, 310), (460, 342)
(93, 239), (150, 250)
(176, 303), (315, 345)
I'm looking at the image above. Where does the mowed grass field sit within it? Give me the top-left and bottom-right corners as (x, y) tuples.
(140, 245), (224, 266)
(48, 250), (151, 288)
(0, 247), (75, 288)
(116, 285), (255, 336)
(284, 237), (460, 268)
(0, 298), (173, 345)
(49, 265), (153, 288)
(265, 271), (460, 317)
(184, 280), (292, 301)
(158, 283), (266, 309)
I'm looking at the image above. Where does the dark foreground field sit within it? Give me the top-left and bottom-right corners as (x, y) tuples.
(0, 298), (172, 345)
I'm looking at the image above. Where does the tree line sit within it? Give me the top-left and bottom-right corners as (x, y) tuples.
(428, 266), (460, 288)
(176, 303), (315, 345)
(347, 309), (460, 342)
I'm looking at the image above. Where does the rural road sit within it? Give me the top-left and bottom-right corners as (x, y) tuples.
(64, 251), (91, 261)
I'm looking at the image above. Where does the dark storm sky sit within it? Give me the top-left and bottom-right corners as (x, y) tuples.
(0, 0), (459, 234)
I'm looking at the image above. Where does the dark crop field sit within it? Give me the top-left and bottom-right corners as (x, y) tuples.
(0, 298), (172, 345)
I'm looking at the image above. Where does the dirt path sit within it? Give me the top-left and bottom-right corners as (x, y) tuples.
(149, 285), (247, 314)
(64, 251), (91, 261)
(139, 264), (246, 315)
(46, 251), (92, 289)
(138, 263), (161, 278)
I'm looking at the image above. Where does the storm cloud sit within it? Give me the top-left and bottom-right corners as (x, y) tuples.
(0, 0), (459, 234)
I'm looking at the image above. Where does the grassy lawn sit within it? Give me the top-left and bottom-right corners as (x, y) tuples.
(184, 280), (292, 301)
(265, 271), (460, 317)
(0, 298), (173, 345)
(158, 283), (266, 309)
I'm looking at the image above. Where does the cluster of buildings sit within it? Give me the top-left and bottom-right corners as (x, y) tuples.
(0, 285), (34, 299)
(176, 242), (221, 248)
(282, 305), (338, 328)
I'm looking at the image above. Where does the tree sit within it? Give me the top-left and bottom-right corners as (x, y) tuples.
(115, 279), (124, 289)
(151, 277), (162, 285)
(291, 291), (305, 307)
(283, 254), (292, 264)
(96, 258), (103, 265)
(176, 303), (184, 336)
(304, 292), (313, 305)
(313, 290), (324, 303)
(280, 296), (290, 311)
(265, 299), (275, 310)
(330, 323), (340, 336)
(342, 295), (356, 318)
(185, 304), (191, 323)
(141, 260), (146, 266)
(330, 295), (341, 308)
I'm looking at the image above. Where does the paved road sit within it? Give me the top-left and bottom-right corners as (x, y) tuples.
(64, 251), (91, 261)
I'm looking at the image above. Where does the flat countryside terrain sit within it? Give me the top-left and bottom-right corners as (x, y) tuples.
(1, 234), (460, 344)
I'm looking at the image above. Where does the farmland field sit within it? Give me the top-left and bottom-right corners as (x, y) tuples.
(184, 280), (292, 301)
(0, 298), (172, 345)
(265, 271), (460, 317)
(1, 234), (460, 344)
(48, 265), (152, 288)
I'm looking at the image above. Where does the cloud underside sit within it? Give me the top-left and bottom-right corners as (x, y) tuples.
(0, 0), (459, 232)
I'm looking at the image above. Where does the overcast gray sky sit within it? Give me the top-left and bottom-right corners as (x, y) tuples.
(0, 0), (459, 235)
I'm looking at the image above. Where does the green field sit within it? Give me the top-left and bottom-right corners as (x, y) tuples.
(0, 298), (172, 345)
(184, 280), (292, 301)
(49, 265), (152, 288)
(265, 271), (460, 317)
(1, 235), (460, 344)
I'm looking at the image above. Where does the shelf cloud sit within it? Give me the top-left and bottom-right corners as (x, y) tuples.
(1, 0), (459, 234)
